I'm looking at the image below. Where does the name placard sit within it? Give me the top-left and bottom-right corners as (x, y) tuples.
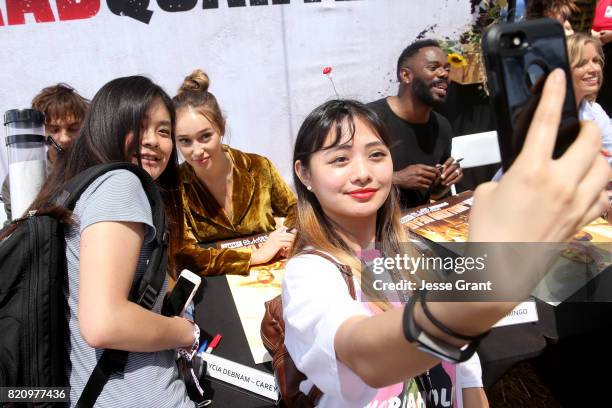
(493, 300), (539, 327)
(200, 353), (279, 401)
(217, 233), (269, 249)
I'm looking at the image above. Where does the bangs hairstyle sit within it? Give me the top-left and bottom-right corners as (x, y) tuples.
(567, 33), (605, 102)
(31, 83), (89, 124)
(20, 76), (184, 275)
(292, 99), (406, 276)
(74, 76), (177, 170)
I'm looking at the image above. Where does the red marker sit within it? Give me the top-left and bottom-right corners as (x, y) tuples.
(206, 334), (222, 354)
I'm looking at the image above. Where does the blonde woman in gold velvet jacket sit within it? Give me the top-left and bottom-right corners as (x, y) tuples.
(172, 69), (297, 277)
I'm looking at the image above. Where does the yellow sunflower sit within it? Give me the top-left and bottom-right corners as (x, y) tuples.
(448, 53), (467, 68)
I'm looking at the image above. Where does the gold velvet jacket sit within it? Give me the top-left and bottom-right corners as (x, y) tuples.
(174, 146), (296, 276)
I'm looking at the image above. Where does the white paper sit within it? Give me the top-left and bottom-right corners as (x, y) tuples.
(493, 301), (539, 327)
(226, 265), (284, 364)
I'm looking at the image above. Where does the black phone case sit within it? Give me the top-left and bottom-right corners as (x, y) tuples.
(482, 18), (580, 171)
(161, 277), (198, 317)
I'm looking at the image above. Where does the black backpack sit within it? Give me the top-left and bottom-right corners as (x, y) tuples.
(0, 163), (168, 407)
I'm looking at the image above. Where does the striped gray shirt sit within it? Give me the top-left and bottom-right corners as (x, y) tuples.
(64, 170), (194, 407)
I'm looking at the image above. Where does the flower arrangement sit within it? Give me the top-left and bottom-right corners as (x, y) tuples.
(440, 0), (508, 84)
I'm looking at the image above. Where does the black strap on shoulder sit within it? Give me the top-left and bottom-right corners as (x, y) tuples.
(74, 349), (128, 408)
(64, 163), (168, 408)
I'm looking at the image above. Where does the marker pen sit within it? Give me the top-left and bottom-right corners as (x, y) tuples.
(206, 334), (222, 354)
(197, 339), (208, 355)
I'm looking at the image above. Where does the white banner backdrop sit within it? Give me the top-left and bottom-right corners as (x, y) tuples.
(0, 0), (472, 186)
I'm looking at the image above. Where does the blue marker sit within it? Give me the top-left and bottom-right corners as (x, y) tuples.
(197, 339), (208, 355)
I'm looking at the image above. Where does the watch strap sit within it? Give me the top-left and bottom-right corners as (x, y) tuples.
(402, 292), (482, 364)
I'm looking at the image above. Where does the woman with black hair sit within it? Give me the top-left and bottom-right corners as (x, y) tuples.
(25, 76), (197, 407)
(282, 70), (609, 407)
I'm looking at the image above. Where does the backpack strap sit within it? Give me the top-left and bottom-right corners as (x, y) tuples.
(59, 163), (168, 408)
(299, 249), (356, 300)
(74, 349), (129, 408)
(60, 162), (168, 309)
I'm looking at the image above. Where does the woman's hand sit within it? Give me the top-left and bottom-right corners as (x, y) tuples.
(250, 227), (296, 265)
(469, 69), (610, 243)
(331, 71), (610, 390)
(79, 220), (203, 352)
(175, 317), (199, 349)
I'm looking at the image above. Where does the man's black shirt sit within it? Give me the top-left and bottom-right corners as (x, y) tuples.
(368, 97), (452, 208)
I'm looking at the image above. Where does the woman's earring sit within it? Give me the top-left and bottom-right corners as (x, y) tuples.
(306, 185), (312, 191)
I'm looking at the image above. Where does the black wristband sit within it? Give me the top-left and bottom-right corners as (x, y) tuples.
(402, 291), (482, 364)
(419, 291), (489, 342)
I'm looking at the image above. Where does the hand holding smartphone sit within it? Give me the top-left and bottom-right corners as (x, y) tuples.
(482, 18), (580, 171)
(162, 269), (201, 317)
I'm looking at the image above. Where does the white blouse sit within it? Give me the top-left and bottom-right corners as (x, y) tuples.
(282, 252), (483, 408)
(579, 100), (612, 165)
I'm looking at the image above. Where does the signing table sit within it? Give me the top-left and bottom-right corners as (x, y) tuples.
(194, 233), (285, 407)
(195, 274), (277, 407)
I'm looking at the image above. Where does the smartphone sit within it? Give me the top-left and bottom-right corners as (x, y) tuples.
(162, 269), (201, 317)
(482, 18), (580, 171)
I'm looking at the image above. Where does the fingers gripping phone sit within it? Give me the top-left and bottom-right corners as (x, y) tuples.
(162, 269), (201, 317)
(482, 18), (580, 171)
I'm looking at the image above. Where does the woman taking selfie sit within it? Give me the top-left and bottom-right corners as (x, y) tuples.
(172, 69), (297, 276)
(282, 70), (610, 407)
(22, 76), (197, 407)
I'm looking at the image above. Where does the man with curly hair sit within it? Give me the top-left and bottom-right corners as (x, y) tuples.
(1, 83), (89, 223)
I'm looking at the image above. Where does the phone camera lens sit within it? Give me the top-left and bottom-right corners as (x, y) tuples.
(512, 36), (522, 47)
